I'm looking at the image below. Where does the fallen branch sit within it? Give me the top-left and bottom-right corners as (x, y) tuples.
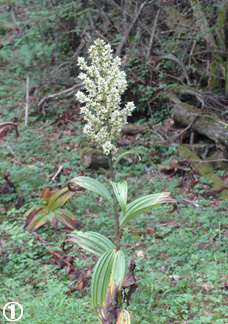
(51, 165), (63, 182)
(186, 158), (228, 163)
(7, 145), (23, 165)
(172, 114), (200, 140)
(46, 249), (72, 268)
(169, 95), (228, 148)
(38, 83), (83, 108)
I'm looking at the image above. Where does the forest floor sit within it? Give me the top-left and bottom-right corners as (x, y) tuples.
(1, 113), (228, 324)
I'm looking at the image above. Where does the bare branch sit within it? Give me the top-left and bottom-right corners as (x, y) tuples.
(116, 1), (149, 56)
(51, 165), (63, 182)
(7, 146), (23, 165)
(25, 75), (29, 126)
(147, 7), (161, 56)
(38, 83), (83, 108)
(155, 54), (191, 85)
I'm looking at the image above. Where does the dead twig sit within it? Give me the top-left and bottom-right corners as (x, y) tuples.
(155, 54), (191, 85)
(147, 7), (161, 56)
(106, 0), (122, 12)
(88, 13), (110, 43)
(172, 114), (200, 140)
(51, 165), (63, 182)
(25, 75), (29, 126)
(38, 83), (83, 108)
(187, 158), (228, 163)
(7, 145), (23, 165)
(46, 249), (72, 268)
(71, 37), (86, 64)
(116, 0), (149, 56)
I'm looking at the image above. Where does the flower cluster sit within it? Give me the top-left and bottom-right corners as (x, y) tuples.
(76, 39), (135, 156)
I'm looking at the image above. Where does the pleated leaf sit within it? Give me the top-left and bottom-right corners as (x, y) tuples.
(110, 180), (128, 215)
(120, 192), (176, 228)
(92, 250), (115, 316)
(68, 176), (113, 206)
(113, 151), (141, 169)
(54, 209), (78, 230)
(108, 249), (125, 297)
(116, 309), (131, 324)
(24, 209), (47, 231)
(0, 122), (19, 139)
(92, 249), (125, 320)
(24, 187), (77, 232)
(47, 187), (75, 211)
(65, 231), (115, 257)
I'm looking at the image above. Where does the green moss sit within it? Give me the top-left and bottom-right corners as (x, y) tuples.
(178, 144), (228, 199)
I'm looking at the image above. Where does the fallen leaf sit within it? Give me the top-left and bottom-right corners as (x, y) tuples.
(169, 274), (180, 281)
(136, 250), (144, 258)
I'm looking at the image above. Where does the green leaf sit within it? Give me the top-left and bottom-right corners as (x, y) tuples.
(110, 180), (128, 215)
(68, 176), (113, 206)
(113, 151), (141, 169)
(91, 249), (125, 320)
(54, 209), (78, 230)
(120, 192), (176, 228)
(92, 250), (114, 316)
(116, 309), (131, 324)
(65, 231), (115, 257)
(108, 249), (125, 296)
(24, 187), (77, 232)
(47, 187), (75, 211)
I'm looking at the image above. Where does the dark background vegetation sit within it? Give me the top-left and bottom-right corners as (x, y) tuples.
(1, 1), (228, 323)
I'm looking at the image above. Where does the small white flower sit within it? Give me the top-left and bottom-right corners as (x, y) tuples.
(76, 39), (136, 155)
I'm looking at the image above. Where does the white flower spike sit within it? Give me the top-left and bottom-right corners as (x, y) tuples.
(77, 39), (135, 156)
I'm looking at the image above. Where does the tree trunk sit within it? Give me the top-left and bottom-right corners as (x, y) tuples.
(171, 97), (228, 148)
(122, 124), (147, 135)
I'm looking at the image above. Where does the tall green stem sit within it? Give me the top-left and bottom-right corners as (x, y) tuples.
(108, 154), (120, 250)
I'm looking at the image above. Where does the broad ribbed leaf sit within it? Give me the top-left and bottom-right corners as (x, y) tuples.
(92, 250), (115, 316)
(116, 309), (131, 324)
(47, 187), (75, 211)
(0, 122), (19, 139)
(92, 249), (125, 320)
(68, 176), (113, 206)
(24, 209), (47, 231)
(113, 151), (141, 169)
(55, 209), (78, 230)
(24, 187), (77, 232)
(120, 193), (176, 228)
(65, 231), (115, 257)
(108, 249), (125, 296)
(110, 181), (128, 215)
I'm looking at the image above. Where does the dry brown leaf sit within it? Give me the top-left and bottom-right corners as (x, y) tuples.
(169, 274), (180, 281)
(136, 250), (144, 258)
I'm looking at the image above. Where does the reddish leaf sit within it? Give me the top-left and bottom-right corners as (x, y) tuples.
(0, 122), (19, 139)
(24, 187), (77, 232)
